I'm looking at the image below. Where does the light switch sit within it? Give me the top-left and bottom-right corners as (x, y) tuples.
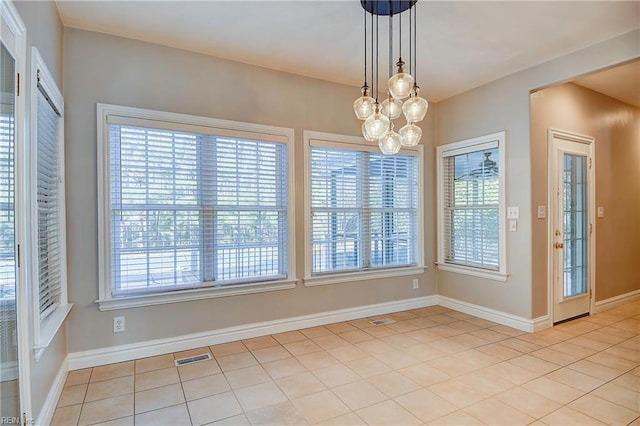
(537, 206), (546, 219)
(597, 207), (604, 218)
(507, 207), (520, 219)
(509, 220), (517, 232)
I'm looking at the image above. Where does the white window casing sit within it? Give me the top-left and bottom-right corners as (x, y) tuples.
(303, 131), (425, 286)
(436, 131), (508, 281)
(96, 104), (296, 310)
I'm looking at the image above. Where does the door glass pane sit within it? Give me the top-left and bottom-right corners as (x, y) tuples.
(0, 42), (20, 419)
(563, 153), (588, 298)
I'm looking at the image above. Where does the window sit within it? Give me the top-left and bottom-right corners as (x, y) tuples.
(437, 131), (507, 281)
(304, 131), (423, 286)
(97, 104), (295, 310)
(30, 48), (71, 355)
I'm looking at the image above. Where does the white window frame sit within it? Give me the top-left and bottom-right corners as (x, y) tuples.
(303, 131), (425, 287)
(96, 104), (297, 311)
(30, 47), (71, 360)
(436, 131), (508, 281)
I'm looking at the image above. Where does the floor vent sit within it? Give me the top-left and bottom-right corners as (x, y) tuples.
(369, 318), (396, 326)
(174, 353), (212, 367)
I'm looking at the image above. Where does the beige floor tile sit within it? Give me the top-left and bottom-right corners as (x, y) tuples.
(398, 362), (450, 387)
(296, 351), (340, 370)
(57, 383), (87, 407)
(312, 364), (360, 388)
(499, 338), (541, 353)
(355, 399), (421, 425)
(374, 349), (420, 370)
(463, 398), (535, 425)
(182, 373), (230, 401)
(291, 390), (351, 424)
(242, 335), (279, 351)
(550, 341), (598, 358)
(592, 382), (640, 411)
(476, 342), (524, 361)
(187, 391), (242, 426)
(346, 356), (393, 379)
(209, 341), (247, 357)
(427, 338), (469, 355)
(446, 333), (491, 349)
(428, 379), (490, 408)
(78, 394), (134, 426)
(356, 339), (395, 355)
(508, 354), (562, 375)
(134, 383), (185, 414)
(389, 311), (420, 321)
(427, 410), (483, 425)
(283, 339), (322, 356)
(566, 335), (611, 352)
(233, 381), (287, 412)
(135, 403), (191, 426)
(566, 359), (623, 381)
(312, 334), (350, 350)
(402, 343), (447, 362)
(379, 333), (420, 349)
(470, 329), (511, 343)
(349, 318), (377, 329)
(245, 400), (308, 426)
(90, 361), (134, 383)
(173, 346), (212, 360)
(135, 367), (180, 392)
(251, 345), (292, 363)
(318, 412), (366, 425)
(276, 371), (326, 399)
(395, 388), (457, 422)
(177, 359), (221, 382)
(483, 361), (538, 385)
(495, 386), (561, 418)
(325, 322), (358, 334)
(604, 344), (640, 362)
(531, 347), (582, 366)
(211, 414), (250, 425)
(272, 330), (307, 344)
(455, 369), (514, 396)
(339, 329), (375, 344)
(216, 352), (258, 372)
(65, 368), (92, 387)
(523, 377), (584, 405)
(333, 380), (387, 410)
(491, 325), (525, 337)
(326, 344), (369, 363)
(262, 357), (307, 379)
(386, 320), (420, 333)
(85, 376), (134, 402)
(588, 351), (638, 371)
(51, 404), (82, 426)
(135, 354), (175, 374)
(612, 372), (640, 391)
(224, 364), (271, 389)
(367, 371), (420, 398)
(364, 325), (396, 338)
(546, 367), (605, 392)
(300, 326), (333, 339)
(569, 394), (639, 425)
(91, 416), (133, 426)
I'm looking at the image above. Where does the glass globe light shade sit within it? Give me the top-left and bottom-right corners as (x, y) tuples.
(353, 87), (375, 120)
(388, 60), (414, 100)
(399, 123), (422, 147)
(378, 129), (402, 155)
(362, 122), (376, 141)
(381, 96), (402, 119)
(402, 93), (428, 123)
(364, 108), (390, 140)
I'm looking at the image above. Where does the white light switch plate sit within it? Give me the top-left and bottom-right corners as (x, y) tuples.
(507, 207), (520, 219)
(537, 206), (546, 219)
(597, 207), (604, 218)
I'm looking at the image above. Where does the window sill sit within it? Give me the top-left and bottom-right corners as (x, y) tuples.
(96, 279), (298, 311)
(34, 303), (73, 362)
(304, 266), (426, 287)
(436, 262), (509, 282)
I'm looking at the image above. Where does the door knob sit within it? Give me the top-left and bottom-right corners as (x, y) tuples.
(554, 242), (564, 249)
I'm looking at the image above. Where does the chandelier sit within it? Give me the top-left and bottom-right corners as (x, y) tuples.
(353, 0), (428, 155)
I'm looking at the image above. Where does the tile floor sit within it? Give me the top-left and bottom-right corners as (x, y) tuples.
(52, 301), (640, 425)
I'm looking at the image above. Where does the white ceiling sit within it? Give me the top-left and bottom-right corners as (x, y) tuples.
(56, 1), (640, 102)
(573, 60), (640, 108)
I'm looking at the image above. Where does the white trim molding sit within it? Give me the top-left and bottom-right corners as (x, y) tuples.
(35, 356), (68, 426)
(438, 295), (550, 333)
(69, 296), (437, 370)
(593, 289), (640, 314)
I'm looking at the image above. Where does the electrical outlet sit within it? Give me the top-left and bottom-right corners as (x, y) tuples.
(412, 279), (419, 289)
(113, 316), (125, 333)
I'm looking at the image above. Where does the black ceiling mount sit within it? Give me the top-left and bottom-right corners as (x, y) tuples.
(360, 1), (417, 16)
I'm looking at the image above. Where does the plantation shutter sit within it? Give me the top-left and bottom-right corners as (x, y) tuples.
(37, 85), (64, 318)
(442, 142), (500, 270)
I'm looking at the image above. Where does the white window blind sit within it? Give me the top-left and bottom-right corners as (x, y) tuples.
(0, 82), (16, 306)
(309, 144), (417, 275)
(36, 82), (64, 319)
(442, 144), (500, 270)
(108, 122), (288, 296)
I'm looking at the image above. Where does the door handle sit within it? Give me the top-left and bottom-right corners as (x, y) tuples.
(554, 242), (564, 249)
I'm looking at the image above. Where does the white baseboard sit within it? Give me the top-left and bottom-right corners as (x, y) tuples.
(35, 356), (68, 426)
(438, 295), (547, 332)
(68, 296), (438, 370)
(594, 289), (640, 314)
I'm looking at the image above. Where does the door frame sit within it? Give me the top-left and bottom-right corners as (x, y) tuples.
(547, 128), (596, 324)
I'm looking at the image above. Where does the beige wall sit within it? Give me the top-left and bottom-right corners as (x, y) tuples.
(12, 0), (66, 419)
(436, 30), (639, 319)
(63, 28), (437, 354)
(531, 82), (640, 306)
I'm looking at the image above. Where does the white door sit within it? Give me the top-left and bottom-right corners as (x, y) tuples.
(549, 129), (594, 323)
